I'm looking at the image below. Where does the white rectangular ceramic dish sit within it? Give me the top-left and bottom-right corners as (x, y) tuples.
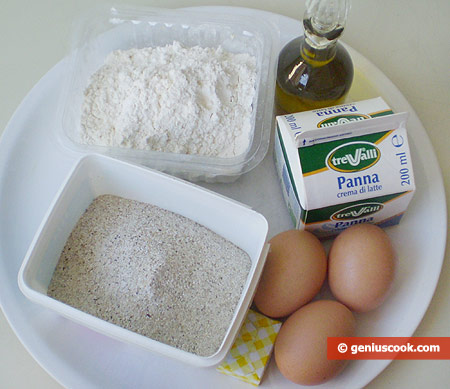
(18, 154), (269, 367)
(58, 5), (279, 182)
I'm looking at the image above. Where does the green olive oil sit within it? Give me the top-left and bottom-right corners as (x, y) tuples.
(276, 0), (354, 114)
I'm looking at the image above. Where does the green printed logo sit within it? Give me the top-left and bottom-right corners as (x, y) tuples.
(331, 202), (384, 220)
(326, 141), (380, 172)
(318, 114), (370, 128)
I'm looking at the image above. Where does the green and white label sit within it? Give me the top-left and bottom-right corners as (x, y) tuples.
(318, 114), (370, 127)
(326, 141), (381, 172)
(331, 202), (384, 220)
(274, 97), (416, 238)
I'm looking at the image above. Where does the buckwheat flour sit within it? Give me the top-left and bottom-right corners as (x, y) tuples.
(47, 194), (251, 357)
(80, 41), (257, 157)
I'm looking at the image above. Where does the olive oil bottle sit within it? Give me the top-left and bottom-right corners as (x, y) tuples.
(276, 0), (353, 113)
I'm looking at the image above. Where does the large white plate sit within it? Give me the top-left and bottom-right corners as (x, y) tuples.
(0, 7), (447, 389)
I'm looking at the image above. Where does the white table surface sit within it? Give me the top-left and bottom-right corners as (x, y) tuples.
(1, 1), (449, 388)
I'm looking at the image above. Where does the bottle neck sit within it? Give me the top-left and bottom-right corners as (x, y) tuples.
(300, 36), (337, 67)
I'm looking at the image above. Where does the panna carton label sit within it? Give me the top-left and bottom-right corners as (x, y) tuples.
(326, 141), (381, 172)
(274, 97), (416, 238)
(330, 202), (384, 220)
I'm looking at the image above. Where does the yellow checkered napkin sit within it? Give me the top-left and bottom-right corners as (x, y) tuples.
(216, 309), (282, 386)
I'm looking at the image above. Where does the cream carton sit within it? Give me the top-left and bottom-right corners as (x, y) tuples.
(274, 98), (415, 238)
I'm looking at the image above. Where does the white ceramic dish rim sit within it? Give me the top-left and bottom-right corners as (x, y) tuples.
(0, 6), (447, 389)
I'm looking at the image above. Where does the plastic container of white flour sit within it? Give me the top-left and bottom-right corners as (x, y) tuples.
(18, 154), (270, 367)
(58, 5), (279, 183)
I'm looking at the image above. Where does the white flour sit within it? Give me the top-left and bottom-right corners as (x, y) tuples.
(80, 41), (257, 157)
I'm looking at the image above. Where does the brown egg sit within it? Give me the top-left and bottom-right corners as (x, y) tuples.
(274, 300), (355, 385)
(253, 230), (327, 318)
(328, 223), (395, 313)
